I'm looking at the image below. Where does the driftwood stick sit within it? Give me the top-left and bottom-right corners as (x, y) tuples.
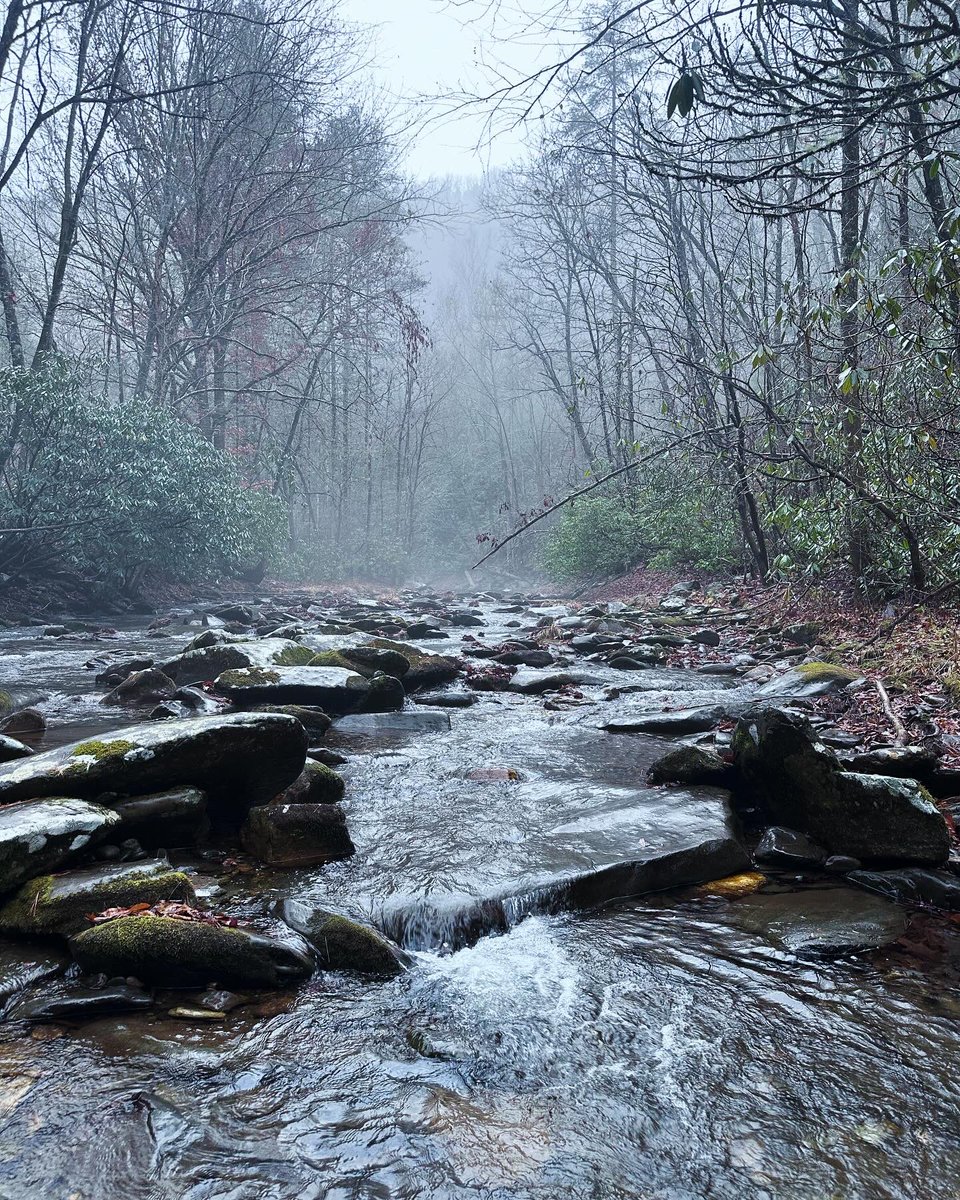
(875, 678), (908, 745)
(471, 425), (735, 570)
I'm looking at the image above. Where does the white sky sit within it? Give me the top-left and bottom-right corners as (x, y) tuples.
(342, 0), (564, 179)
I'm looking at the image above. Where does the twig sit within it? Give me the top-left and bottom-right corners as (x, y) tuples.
(875, 678), (908, 745)
(471, 425), (735, 570)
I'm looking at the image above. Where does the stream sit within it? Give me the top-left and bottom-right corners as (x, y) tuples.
(1, 598), (959, 1199)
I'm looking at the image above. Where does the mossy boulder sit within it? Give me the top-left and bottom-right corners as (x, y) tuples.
(161, 638), (314, 686)
(281, 899), (411, 975)
(308, 646), (409, 679)
(0, 713), (307, 814)
(732, 708), (949, 864)
(756, 661), (862, 701)
(278, 760), (345, 805)
(366, 638), (460, 691)
(215, 665), (370, 714)
(356, 673), (406, 713)
(0, 859), (196, 936)
(647, 745), (735, 786)
(248, 705), (332, 740)
(0, 797), (119, 893)
(241, 802), (355, 867)
(70, 914), (314, 987)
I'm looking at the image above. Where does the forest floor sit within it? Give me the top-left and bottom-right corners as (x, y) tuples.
(584, 566), (960, 769)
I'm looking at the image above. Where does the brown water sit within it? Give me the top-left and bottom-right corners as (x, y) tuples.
(0, 605), (957, 1200)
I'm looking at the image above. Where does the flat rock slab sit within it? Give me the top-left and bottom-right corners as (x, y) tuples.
(509, 669), (609, 694)
(0, 713), (307, 811)
(215, 666), (369, 713)
(0, 797), (119, 893)
(334, 711), (452, 737)
(727, 886), (908, 955)
(603, 706), (726, 735)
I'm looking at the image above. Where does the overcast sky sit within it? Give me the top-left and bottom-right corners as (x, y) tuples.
(342, 0), (564, 179)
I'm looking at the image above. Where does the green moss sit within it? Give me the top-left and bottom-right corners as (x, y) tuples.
(308, 913), (407, 974)
(0, 869), (195, 937)
(793, 661), (859, 682)
(218, 667), (281, 687)
(307, 651), (354, 671)
(0, 691), (12, 715)
(274, 646), (315, 667)
(70, 912), (313, 986)
(67, 738), (139, 772)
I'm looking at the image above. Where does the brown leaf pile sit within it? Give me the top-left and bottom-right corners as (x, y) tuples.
(87, 900), (240, 927)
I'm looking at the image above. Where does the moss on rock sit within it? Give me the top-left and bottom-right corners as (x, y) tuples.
(70, 913), (314, 986)
(0, 862), (195, 937)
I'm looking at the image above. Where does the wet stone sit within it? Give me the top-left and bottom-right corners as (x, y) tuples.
(215, 666), (373, 714)
(848, 867), (960, 910)
(241, 803), (355, 867)
(754, 827), (827, 869)
(604, 706), (726, 736)
(0, 734), (32, 763)
(110, 786), (208, 848)
(276, 760), (345, 805)
(726, 886), (908, 956)
(334, 711), (451, 737)
(70, 915), (315, 988)
(281, 899), (411, 975)
(0, 797), (119, 893)
(10, 982), (155, 1022)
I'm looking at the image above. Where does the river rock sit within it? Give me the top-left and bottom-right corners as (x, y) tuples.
(280, 899), (411, 975)
(0, 797), (119, 893)
(732, 708), (949, 864)
(309, 646), (409, 679)
(603, 705), (726, 735)
(215, 666), (373, 713)
(0, 859), (196, 936)
(509, 668), (607, 694)
(412, 691), (476, 708)
(334, 711), (451, 737)
(240, 803), (355, 867)
(755, 661), (862, 701)
(357, 674), (407, 713)
(0, 713), (308, 813)
(70, 914), (314, 987)
(10, 982), (155, 1022)
(366, 638), (460, 690)
(839, 745), (937, 779)
(0, 735), (32, 763)
(0, 709), (46, 739)
(754, 826), (827, 868)
(110, 787), (208, 847)
(848, 867), (960, 910)
(277, 760), (345, 805)
(102, 668), (177, 707)
(647, 745), (734, 786)
(94, 656), (154, 686)
(249, 704), (332, 739)
(727, 886), (908, 955)
(161, 638), (315, 685)
(0, 939), (67, 1008)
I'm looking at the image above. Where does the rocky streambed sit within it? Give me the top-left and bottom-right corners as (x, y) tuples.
(0, 589), (959, 1197)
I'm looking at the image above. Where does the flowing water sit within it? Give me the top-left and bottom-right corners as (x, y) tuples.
(0, 604), (958, 1199)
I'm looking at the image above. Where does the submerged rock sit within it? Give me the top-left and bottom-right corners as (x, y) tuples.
(240, 803), (355, 867)
(848, 867), (960, 910)
(11, 982), (155, 1022)
(0, 713), (307, 814)
(728, 886), (908, 955)
(0, 939), (67, 1008)
(215, 665), (373, 713)
(0, 797), (119, 893)
(334, 711), (451, 737)
(604, 705), (726, 735)
(732, 708), (949, 864)
(509, 668), (607, 694)
(70, 914), (314, 987)
(0, 859), (196, 936)
(280, 899), (411, 975)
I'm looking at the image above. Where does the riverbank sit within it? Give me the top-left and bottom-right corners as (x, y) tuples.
(584, 567), (960, 769)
